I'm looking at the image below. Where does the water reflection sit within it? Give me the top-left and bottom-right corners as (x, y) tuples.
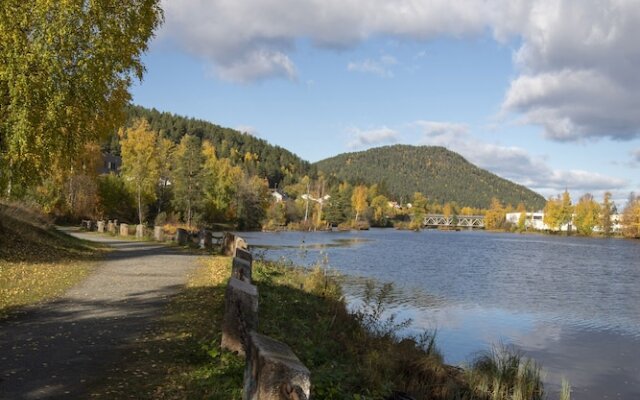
(241, 229), (640, 399)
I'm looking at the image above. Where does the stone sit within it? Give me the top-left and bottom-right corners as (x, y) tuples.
(221, 278), (259, 356)
(232, 257), (252, 283)
(107, 221), (116, 234)
(153, 226), (164, 242)
(119, 223), (129, 236)
(135, 224), (144, 238)
(176, 228), (188, 245)
(235, 236), (248, 251)
(243, 332), (310, 400)
(235, 247), (253, 263)
(97, 220), (105, 233)
(199, 230), (213, 249)
(222, 232), (236, 256)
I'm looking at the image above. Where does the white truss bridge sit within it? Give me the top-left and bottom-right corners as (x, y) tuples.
(423, 214), (485, 228)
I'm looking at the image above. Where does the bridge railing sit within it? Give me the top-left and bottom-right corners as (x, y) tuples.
(423, 214), (485, 228)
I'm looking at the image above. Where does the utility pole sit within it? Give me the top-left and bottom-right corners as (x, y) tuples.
(304, 183), (310, 222)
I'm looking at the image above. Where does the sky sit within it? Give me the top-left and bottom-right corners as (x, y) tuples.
(131, 0), (640, 207)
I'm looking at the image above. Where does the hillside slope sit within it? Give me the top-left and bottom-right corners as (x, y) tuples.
(0, 203), (98, 315)
(102, 105), (314, 187)
(314, 145), (545, 209)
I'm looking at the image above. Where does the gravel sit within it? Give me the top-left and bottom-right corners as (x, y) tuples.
(0, 230), (200, 399)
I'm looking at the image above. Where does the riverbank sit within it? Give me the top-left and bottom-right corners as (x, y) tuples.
(87, 252), (564, 399)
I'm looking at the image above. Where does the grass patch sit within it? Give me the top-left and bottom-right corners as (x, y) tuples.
(0, 202), (101, 317)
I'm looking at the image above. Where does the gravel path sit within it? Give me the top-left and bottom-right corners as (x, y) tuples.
(0, 230), (200, 399)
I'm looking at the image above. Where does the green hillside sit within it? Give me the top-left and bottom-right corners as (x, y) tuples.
(314, 145), (545, 209)
(102, 105), (314, 187)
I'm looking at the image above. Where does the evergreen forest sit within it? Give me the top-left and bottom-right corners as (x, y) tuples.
(314, 145), (546, 210)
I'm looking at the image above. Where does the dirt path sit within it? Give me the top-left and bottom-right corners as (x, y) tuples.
(0, 230), (200, 399)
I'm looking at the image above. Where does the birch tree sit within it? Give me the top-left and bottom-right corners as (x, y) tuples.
(119, 119), (159, 225)
(574, 193), (600, 236)
(172, 135), (204, 227)
(0, 0), (162, 195)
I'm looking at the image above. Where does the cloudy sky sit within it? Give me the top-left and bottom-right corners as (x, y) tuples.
(131, 0), (640, 205)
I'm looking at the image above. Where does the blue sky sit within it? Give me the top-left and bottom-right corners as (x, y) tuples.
(131, 0), (640, 206)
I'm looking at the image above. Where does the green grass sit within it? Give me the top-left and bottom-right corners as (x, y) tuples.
(0, 202), (101, 317)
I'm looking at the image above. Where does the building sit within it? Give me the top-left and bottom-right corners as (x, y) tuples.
(506, 212), (623, 233)
(99, 153), (122, 175)
(270, 189), (289, 203)
(505, 212), (548, 230)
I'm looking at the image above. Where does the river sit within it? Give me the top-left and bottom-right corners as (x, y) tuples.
(238, 229), (640, 399)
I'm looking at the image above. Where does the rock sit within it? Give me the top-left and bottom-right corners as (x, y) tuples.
(222, 232), (236, 256)
(175, 228), (188, 245)
(235, 236), (248, 251)
(107, 220), (116, 234)
(119, 223), (129, 236)
(135, 224), (144, 238)
(199, 229), (213, 249)
(97, 220), (105, 233)
(221, 278), (259, 356)
(243, 331), (310, 400)
(153, 226), (164, 242)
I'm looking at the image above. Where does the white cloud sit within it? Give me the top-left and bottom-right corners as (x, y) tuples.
(416, 121), (469, 137)
(160, 0), (640, 140)
(415, 120), (627, 197)
(500, 1), (640, 141)
(347, 126), (399, 148)
(216, 49), (297, 83)
(159, 0), (493, 83)
(235, 125), (259, 136)
(347, 55), (397, 77)
(632, 148), (640, 164)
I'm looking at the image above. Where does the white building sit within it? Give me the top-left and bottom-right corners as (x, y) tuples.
(505, 212), (550, 231)
(506, 212), (623, 233)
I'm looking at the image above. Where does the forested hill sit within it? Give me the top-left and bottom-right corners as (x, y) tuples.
(314, 145), (546, 209)
(103, 105), (314, 187)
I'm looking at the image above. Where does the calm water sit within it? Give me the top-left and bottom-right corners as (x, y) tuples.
(239, 229), (640, 399)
